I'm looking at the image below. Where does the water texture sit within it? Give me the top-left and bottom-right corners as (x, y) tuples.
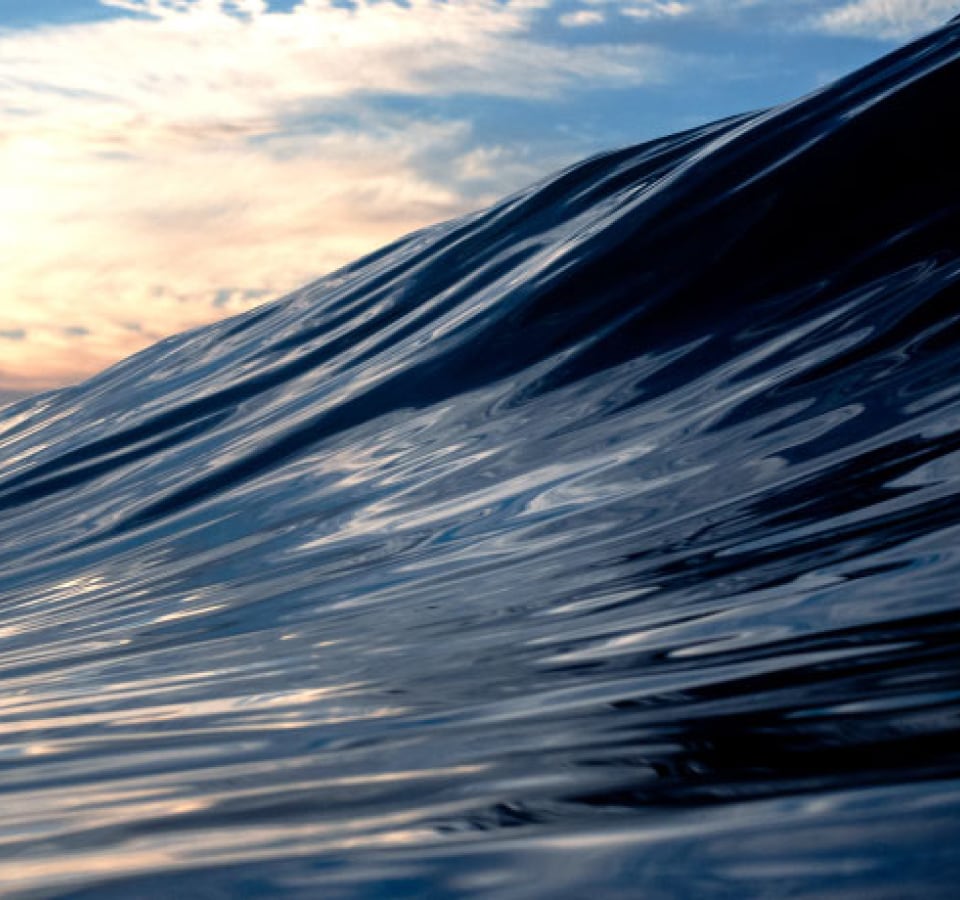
(2, 18), (960, 898)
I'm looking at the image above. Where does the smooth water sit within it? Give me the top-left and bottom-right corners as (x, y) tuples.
(2, 19), (960, 898)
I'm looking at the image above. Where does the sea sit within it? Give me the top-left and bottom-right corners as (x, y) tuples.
(1, 16), (959, 898)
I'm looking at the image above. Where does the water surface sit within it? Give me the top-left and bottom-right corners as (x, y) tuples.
(2, 18), (960, 897)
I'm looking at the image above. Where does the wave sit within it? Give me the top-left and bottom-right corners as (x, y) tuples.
(1, 17), (960, 898)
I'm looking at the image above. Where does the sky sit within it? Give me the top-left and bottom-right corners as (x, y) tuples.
(1, 0), (957, 400)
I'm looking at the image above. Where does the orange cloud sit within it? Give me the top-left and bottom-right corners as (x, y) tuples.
(0, 0), (667, 393)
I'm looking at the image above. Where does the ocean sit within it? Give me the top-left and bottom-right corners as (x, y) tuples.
(1, 16), (959, 897)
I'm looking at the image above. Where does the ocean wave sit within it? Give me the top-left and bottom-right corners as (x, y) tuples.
(1, 16), (959, 898)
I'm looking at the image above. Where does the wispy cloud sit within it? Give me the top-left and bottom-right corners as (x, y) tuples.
(811, 0), (958, 39)
(0, 0), (670, 392)
(559, 9), (606, 27)
(623, 2), (692, 21)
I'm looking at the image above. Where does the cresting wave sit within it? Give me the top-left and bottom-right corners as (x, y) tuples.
(2, 17), (960, 898)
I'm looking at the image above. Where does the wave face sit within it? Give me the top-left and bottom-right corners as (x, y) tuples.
(3, 22), (960, 898)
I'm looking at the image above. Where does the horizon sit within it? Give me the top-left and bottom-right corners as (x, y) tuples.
(1, 0), (956, 401)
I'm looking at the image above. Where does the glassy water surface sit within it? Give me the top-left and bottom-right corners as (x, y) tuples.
(2, 19), (960, 897)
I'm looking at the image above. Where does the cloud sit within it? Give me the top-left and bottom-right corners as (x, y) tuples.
(622, 2), (692, 21)
(569, 0), (694, 22)
(559, 10), (606, 27)
(0, 0), (670, 393)
(811, 0), (958, 39)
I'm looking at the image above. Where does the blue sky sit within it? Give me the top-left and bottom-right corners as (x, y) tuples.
(0, 0), (956, 395)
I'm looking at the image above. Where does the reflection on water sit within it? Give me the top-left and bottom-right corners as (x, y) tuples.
(1, 19), (960, 898)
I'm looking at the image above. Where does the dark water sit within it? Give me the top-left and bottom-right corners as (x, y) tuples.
(3, 20), (960, 899)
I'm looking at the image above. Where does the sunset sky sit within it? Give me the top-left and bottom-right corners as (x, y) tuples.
(1, 0), (955, 402)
